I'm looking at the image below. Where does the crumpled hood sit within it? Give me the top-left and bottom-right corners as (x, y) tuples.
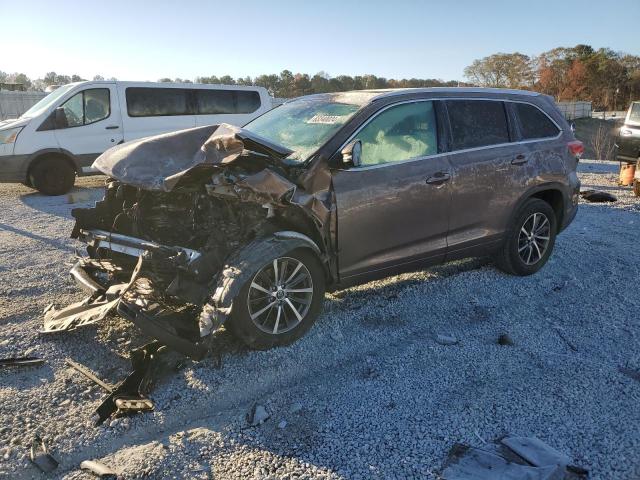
(93, 123), (293, 191)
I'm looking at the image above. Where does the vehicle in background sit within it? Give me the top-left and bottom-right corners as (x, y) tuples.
(0, 81), (273, 195)
(615, 101), (640, 164)
(47, 87), (583, 357)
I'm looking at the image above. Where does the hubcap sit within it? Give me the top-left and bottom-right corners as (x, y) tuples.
(247, 257), (313, 335)
(518, 212), (551, 265)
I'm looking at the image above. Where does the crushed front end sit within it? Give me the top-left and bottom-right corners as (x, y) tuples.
(43, 124), (334, 359)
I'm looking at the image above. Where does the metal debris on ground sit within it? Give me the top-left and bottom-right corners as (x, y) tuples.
(29, 435), (59, 473)
(441, 435), (588, 480)
(65, 358), (115, 392)
(579, 190), (617, 203)
(436, 334), (458, 346)
(0, 357), (45, 368)
(80, 459), (118, 478)
(248, 404), (270, 426)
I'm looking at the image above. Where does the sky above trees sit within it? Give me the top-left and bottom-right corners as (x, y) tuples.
(3, 0), (639, 82)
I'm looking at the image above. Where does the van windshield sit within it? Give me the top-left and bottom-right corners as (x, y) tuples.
(20, 84), (76, 119)
(243, 95), (365, 163)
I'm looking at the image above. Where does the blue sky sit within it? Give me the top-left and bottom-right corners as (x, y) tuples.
(4, 0), (640, 82)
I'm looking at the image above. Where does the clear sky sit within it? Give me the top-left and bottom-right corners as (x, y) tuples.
(4, 0), (640, 82)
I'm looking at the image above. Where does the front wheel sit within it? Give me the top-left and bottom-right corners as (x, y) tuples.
(227, 248), (326, 350)
(29, 156), (76, 195)
(495, 198), (557, 276)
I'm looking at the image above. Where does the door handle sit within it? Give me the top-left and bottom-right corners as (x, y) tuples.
(511, 154), (528, 165)
(426, 172), (451, 185)
(105, 125), (119, 130)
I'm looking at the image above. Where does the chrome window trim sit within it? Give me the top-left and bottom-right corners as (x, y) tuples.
(335, 97), (563, 172)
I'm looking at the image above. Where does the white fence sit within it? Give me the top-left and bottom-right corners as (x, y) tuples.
(0, 91), (47, 120)
(556, 101), (592, 120)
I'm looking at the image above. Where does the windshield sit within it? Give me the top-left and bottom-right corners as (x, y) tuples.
(243, 96), (364, 163)
(20, 84), (76, 118)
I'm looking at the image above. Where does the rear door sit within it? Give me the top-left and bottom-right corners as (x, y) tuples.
(119, 86), (196, 141)
(332, 100), (452, 280)
(53, 84), (123, 168)
(444, 99), (521, 254)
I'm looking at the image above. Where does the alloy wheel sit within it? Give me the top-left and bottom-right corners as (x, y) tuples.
(517, 212), (551, 265)
(247, 257), (314, 335)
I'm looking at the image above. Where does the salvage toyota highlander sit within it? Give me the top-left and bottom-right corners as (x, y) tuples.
(44, 88), (583, 358)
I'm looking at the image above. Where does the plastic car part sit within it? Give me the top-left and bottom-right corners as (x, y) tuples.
(80, 459), (118, 478)
(29, 435), (59, 473)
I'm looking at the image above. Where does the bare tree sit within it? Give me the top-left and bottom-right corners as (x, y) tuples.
(590, 124), (615, 160)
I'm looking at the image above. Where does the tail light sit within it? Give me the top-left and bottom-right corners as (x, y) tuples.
(568, 140), (584, 159)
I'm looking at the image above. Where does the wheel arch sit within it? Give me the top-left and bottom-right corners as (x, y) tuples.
(511, 184), (566, 232)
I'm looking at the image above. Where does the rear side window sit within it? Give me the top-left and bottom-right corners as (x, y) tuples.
(446, 100), (510, 150)
(195, 89), (261, 115)
(514, 103), (560, 139)
(126, 88), (190, 117)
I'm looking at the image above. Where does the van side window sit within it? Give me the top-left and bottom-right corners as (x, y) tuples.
(357, 101), (438, 166)
(628, 102), (640, 123)
(60, 88), (110, 127)
(196, 90), (261, 115)
(446, 100), (510, 150)
(126, 88), (190, 117)
(514, 103), (560, 139)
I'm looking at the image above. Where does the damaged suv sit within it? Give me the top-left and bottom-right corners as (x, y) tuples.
(45, 88), (582, 358)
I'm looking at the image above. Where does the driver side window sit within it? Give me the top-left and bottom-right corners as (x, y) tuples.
(357, 101), (437, 166)
(60, 88), (110, 128)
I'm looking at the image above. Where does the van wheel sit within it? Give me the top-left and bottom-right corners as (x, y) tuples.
(495, 198), (557, 276)
(227, 248), (325, 350)
(29, 156), (76, 195)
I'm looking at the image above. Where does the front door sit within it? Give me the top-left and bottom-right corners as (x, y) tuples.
(54, 83), (123, 168)
(332, 100), (452, 280)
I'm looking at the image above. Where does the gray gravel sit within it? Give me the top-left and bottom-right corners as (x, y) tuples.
(1, 160), (639, 479)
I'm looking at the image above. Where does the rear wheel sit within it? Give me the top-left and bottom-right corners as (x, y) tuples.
(227, 248), (325, 350)
(495, 198), (557, 276)
(29, 156), (76, 195)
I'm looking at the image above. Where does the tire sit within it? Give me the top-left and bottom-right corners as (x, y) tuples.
(227, 248), (326, 350)
(29, 156), (76, 195)
(495, 198), (557, 276)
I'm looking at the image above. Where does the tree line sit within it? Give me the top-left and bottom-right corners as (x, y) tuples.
(2, 44), (638, 110)
(464, 45), (640, 110)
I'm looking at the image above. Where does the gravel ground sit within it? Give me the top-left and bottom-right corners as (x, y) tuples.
(0, 160), (639, 479)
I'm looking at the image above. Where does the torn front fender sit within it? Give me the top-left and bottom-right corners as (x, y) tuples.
(198, 231), (323, 337)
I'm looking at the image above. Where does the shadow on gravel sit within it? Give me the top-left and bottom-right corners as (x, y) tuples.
(0, 222), (72, 252)
(19, 185), (103, 219)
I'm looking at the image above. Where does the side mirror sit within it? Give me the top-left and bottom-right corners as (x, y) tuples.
(54, 107), (68, 129)
(341, 139), (362, 168)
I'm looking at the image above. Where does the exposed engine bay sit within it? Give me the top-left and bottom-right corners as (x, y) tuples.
(43, 123), (336, 359)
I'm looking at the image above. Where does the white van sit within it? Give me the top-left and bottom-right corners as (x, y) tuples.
(0, 81), (273, 194)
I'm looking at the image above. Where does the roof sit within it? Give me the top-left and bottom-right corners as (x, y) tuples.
(368, 87), (540, 100)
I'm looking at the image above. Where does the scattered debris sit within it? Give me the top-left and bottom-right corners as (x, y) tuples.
(441, 436), (588, 480)
(436, 334), (458, 346)
(248, 404), (270, 426)
(95, 342), (172, 425)
(0, 357), (45, 368)
(65, 358), (114, 392)
(497, 334), (514, 346)
(29, 435), (59, 473)
(580, 189), (617, 203)
(80, 459), (118, 478)
(553, 326), (578, 352)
